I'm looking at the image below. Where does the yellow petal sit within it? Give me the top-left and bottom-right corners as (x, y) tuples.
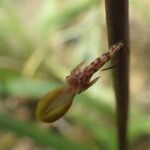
(36, 86), (76, 123)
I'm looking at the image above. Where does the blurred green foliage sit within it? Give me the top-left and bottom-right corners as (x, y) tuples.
(0, 0), (150, 150)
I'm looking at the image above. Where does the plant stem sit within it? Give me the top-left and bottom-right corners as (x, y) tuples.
(104, 0), (130, 150)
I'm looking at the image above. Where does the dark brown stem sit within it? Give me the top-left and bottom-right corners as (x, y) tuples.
(104, 0), (130, 150)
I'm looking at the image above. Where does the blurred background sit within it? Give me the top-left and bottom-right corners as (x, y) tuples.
(0, 0), (150, 150)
